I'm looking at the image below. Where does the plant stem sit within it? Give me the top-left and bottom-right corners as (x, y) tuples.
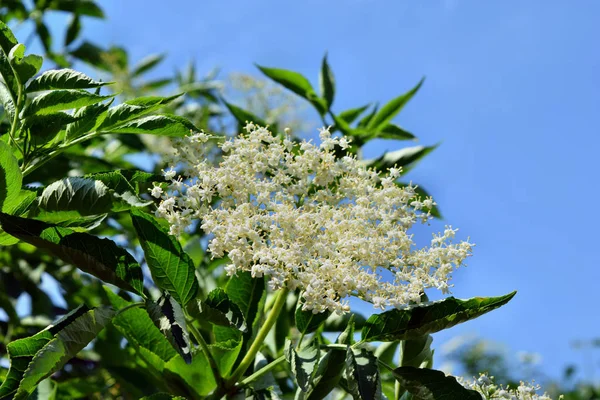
(226, 287), (290, 387)
(187, 320), (223, 386)
(240, 355), (286, 386)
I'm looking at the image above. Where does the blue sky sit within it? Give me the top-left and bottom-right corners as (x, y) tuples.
(34, 0), (600, 381)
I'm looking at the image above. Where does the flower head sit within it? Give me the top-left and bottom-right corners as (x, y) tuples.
(154, 124), (473, 313)
(459, 373), (556, 400)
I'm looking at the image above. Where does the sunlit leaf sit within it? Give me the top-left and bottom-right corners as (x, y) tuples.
(27, 69), (110, 92)
(361, 292), (516, 342)
(21, 89), (114, 117)
(130, 208), (199, 306)
(0, 140), (22, 212)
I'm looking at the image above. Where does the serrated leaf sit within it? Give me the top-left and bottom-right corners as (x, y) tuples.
(390, 367), (481, 400)
(361, 292), (516, 342)
(131, 54), (165, 77)
(319, 54), (335, 110)
(0, 306), (114, 400)
(0, 140), (22, 212)
(64, 14), (81, 47)
(102, 115), (197, 137)
(223, 100), (268, 128)
(147, 293), (192, 364)
(0, 213), (144, 295)
(104, 288), (176, 362)
(130, 208), (199, 306)
(296, 300), (330, 335)
(21, 89), (114, 117)
(285, 339), (320, 392)
(140, 394), (186, 400)
(27, 69), (109, 92)
(367, 78), (424, 132)
(345, 347), (382, 400)
(97, 94), (181, 131)
(164, 349), (217, 397)
(23, 112), (80, 144)
(35, 177), (113, 215)
(209, 340), (242, 377)
(8, 44), (43, 84)
(64, 100), (111, 139)
(400, 335), (433, 368)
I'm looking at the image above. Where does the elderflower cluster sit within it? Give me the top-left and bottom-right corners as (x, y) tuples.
(459, 374), (557, 400)
(153, 123), (473, 314)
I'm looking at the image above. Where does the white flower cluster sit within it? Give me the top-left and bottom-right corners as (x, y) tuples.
(153, 123), (473, 313)
(460, 374), (557, 400)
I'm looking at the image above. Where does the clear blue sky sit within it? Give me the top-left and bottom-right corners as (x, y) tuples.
(39, 0), (600, 381)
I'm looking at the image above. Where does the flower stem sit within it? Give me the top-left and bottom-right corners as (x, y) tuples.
(240, 355), (286, 386)
(115, 302), (144, 316)
(226, 287), (290, 387)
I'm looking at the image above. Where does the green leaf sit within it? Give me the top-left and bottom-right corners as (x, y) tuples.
(8, 44), (43, 84)
(399, 335), (433, 368)
(102, 115), (197, 137)
(209, 341), (242, 377)
(131, 54), (165, 77)
(21, 89), (114, 117)
(70, 42), (110, 71)
(367, 78), (424, 132)
(222, 100), (268, 128)
(0, 82), (16, 121)
(0, 140), (22, 212)
(285, 339), (320, 392)
(64, 14), (81, 47)
(0, 305), (114, 400)
(0, 20), (18, 55)
(296, 300), (331, 335)
(35, 177), (114, 215)
(35, 21), (52, 53)
(104, 288), (177, 362)
(319, 54), (335, 110)
(164, 350), (217, 397)
(130, 208), (199, 306)
(256, 64), (326, 115)
(0, 213), (144, 295)
(190, 288), (246, 332)
(390, 367), (482, 400)
(27, 378), (57, 400)
(97, 94), (182, 131)
(305, 317), (356, 399)
(338, 104), (370, 125)
(27, 69), (110, 92)
(345, 347), (382, 400)
(140, 78), (172, 92)
(64, 100), (112, 139)
(22, 112), (80, 144)
(323, 312), (366, 332)
(147, 293), (192, 364)
(361, 292), (517, 342)
(225, 271), (264, 331)
(374, 123), (416, 141)
(48, 0), (105, 18)
(366, 145), (438, 173)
